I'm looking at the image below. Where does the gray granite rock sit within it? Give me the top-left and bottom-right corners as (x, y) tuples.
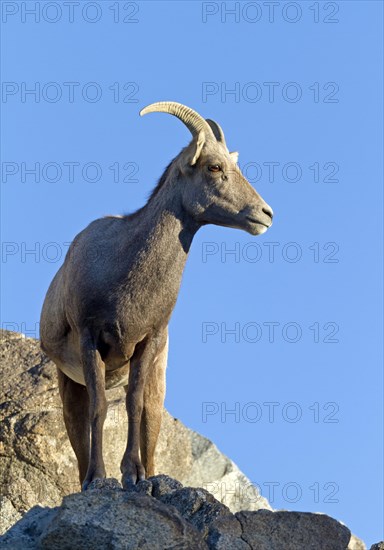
(159, 486), (232, 537)
(0, 478), (208, 549)
(0, 330), (368, 550)
(236, 509), (351, 549)
(1, 477), (360, 550)
(0, 330), (269, 535)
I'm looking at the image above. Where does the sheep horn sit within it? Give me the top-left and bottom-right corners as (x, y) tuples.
(140, 101), (215, 141)
(206, 119), (227, 148)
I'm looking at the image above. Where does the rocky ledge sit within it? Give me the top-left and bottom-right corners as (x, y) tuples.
(0, 330), (377, 549)
(0, 475), (357, 549)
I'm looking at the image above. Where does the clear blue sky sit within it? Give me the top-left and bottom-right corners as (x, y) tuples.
(1, 1), (383, 545)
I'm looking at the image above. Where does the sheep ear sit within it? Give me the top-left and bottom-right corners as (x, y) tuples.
(190, 131), (205, 166)
(229, 151), (239, 163)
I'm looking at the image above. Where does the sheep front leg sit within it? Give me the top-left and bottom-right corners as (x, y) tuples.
(121, 333), (166, 487)
(140, 332), (168, 477)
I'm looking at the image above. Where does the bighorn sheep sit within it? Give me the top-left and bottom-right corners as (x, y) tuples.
(40, 102), (273, 490)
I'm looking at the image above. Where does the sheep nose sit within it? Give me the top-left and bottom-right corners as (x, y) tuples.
(262, 206), (273, 221)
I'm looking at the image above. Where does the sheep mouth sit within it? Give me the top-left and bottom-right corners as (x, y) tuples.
(245, 216), (271, 229)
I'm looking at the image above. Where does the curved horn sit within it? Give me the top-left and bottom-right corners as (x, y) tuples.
(206, 119), (227, 148)
(140, 101), (215, 140)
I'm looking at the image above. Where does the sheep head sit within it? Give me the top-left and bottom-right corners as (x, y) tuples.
(140, 101), (273, 236)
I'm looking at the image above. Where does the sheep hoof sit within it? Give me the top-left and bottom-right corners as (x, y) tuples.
(121, 461), (146, 488)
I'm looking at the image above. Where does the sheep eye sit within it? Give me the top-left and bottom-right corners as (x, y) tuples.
(208, 164), (221, 172)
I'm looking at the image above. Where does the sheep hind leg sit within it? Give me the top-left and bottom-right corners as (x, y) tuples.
(57, 367), (91, 488)
(80, 339), (108, 490)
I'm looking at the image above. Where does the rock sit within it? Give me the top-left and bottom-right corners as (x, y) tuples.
(159, 486), (232, 537)
(0, 475), (358, 550)
(370, 544), (384, 550)
(0, 330), (269, 535)
(348, 533), (367, 549)
(0, 331), (368, 549)
(0, 505), (59, 550)
(40, 490), (208, 550)
(0, 498), (21, 535)
(235, 509), (351, 549)
(150, 473), (183, 498)
(0, 478), (208, 549)
(207, 514), (250, 549)
(207, 509), (360, 550)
